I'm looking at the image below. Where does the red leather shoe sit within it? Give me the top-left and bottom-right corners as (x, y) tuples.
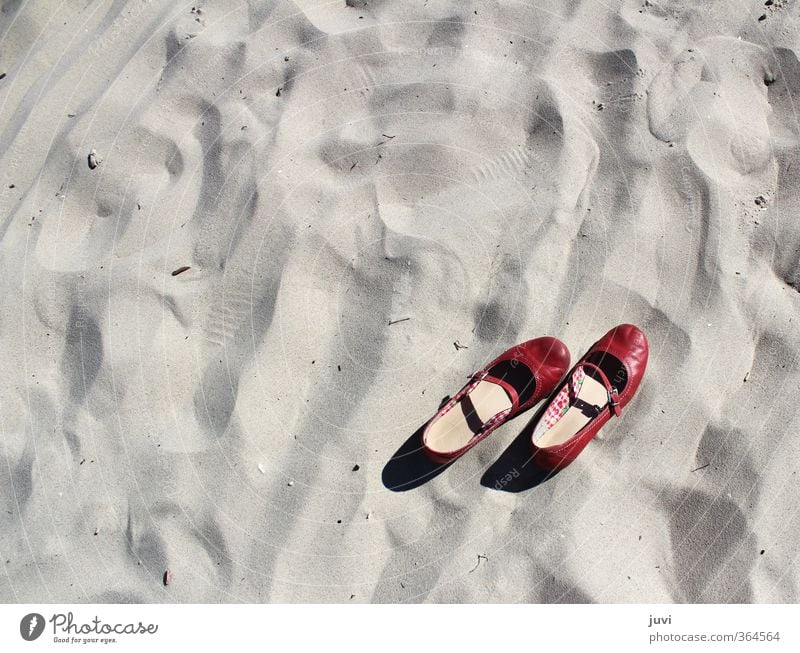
(422, 337), (570, 463)
(528, 324), (648, 471)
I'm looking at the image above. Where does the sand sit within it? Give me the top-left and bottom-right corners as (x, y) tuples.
(1, 0), (799, 603)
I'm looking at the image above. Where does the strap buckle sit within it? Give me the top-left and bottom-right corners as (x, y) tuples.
(608, 386), (622, 416)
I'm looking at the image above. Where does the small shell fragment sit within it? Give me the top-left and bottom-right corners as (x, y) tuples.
(257, 463), (266, 474)
(163, 569), (171, 586)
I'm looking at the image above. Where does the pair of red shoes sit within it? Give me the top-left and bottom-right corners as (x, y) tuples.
(421, 324), (648, 471)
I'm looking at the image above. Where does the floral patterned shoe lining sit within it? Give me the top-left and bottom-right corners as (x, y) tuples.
(532, 367), (586, 441)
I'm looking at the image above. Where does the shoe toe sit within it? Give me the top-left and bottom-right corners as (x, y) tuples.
(615, 323), (649, 365)
(517, 336), (570, 396)
(521, 336), (570, 369)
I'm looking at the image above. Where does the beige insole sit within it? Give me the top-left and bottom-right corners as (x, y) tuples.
(534, 376), (608, 448)
(425, 381), (512, 454)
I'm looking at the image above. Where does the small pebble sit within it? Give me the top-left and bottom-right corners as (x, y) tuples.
(164, 569), (172, 586)
(352, 464), (360, 472)
(257, 463), (266, 474)
(287, 480), (294, 486)
(88, 149), (99, 169)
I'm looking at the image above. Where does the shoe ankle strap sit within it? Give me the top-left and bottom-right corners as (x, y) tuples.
(575, 361), (622, 417)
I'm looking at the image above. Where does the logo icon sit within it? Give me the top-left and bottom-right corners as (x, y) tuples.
(20, 613), (45, 641)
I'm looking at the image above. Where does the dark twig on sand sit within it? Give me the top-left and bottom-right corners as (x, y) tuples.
(171, 266), (191, 276)
(690, 463), (710, 473)
(454, 341), (468, 351)
(469, 554), (488, 573)
(388, 317), (410, 326)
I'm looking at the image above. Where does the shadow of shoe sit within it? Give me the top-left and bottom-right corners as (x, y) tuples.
(480, 418), (560, 492)
(381, 424), (452, 492)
